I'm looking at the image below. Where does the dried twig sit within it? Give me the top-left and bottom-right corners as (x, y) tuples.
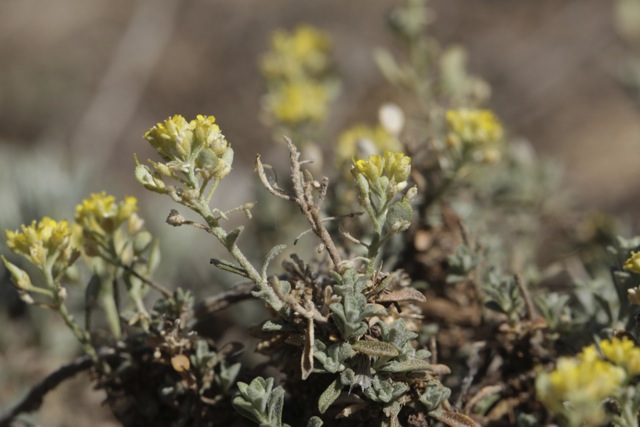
(191, 282), (257, 321)
(515, 274), (540, 321)
(284, 138), (344, 271)
(256, 138), (345, 272)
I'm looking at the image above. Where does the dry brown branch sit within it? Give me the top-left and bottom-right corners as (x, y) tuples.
(191, 281), (257, 321)
(283, 137), (344, 272)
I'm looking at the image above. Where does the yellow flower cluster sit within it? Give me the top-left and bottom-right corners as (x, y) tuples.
(75, 192), (138, 237)
(266, 81), (328, 125)
(536, 337), (640, 425)
(446, 109), (504, 162)
(260, 25), (334, 127)
(336, 124), (403, 169)
(624, 251), (640, 274)
(5, 217), (74, 268)
(144, 115), (234, 180)
(352, 152), (411, 191)
(260, 25), (331, 81)
(600, 336), (640, 377)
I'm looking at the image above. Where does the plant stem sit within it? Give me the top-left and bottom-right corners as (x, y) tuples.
(198, 204), (283, 312)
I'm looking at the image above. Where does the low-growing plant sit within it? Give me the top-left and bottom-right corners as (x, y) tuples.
(2, 1), (640, 426)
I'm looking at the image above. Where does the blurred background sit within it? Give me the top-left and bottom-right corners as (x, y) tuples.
(1, 0), (639, 425)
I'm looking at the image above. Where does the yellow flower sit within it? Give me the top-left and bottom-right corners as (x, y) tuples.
(352, 151), (412, 196)
(75, 193), (138, 236)
(600, 337), (640, 377)
(353, 154), (384, 183)
(266, 81), (328, 125)
(336, 124), (403, 168)
(144, 115), (194, 161)
(446, 109), (504, 145)
(260, 25), (331, 81)
(536, 352), (625, 426)
(383, 151), (411, 185)
(6, 217), (74, 267)
(143, 115), (234, 181)
(624, 251), (640, 274)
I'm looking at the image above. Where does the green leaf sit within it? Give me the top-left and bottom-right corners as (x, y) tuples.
(380, 358), (433, 373)
(385, 199), (413, 232)
(363, 377), (408, 403)
(306, 416), (324, 427)
(420, 380), (451, 411)
(267, 385), (285, 427)
(210, 258), (249, 277)
(224, 226), (244, 249)
(261, 320), (296, 332)
(147, 239), (161, 274)
(352, 340), (399, 357)
(318, 378), (343, 414)
(2, 258), (34, 291)
(262, 244), (287, 279)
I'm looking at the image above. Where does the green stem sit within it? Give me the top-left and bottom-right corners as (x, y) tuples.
(619, 392), (639, 427)
(203, 178), (220, 205)
(57, 303), (100, 365)
(365, 196), (389, 278)
(198, 205), (283, 312)
(100, 278), (122, 339)
(42, 263), (106, 373)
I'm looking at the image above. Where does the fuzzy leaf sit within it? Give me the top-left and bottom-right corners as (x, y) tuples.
(224, 226), (244, 249)
(262, 320), (296, 332)
(262, 244), (287, 279)
(380, 358), (434, 373)
(147, 238), (161, 274)
(420, 380), (451, 411)
(374, 48), (405, 86)
(267, 385), (285, 427)
(314, 341), (352, 373)
(3, 259), (34, 291)
(385, 199), (413, 231)
(429, 408), (481, 427)
(363, 377), (408, 403)
(306, 416), (324, 427)
(318, 378), (343, 414)
(376, 288), (426, 303)
(352, 340), (399, 357)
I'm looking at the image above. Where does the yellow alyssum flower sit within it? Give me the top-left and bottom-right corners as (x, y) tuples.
(6, 217), (74, 267)
(267, 81), (328, 125)
(260, 25), (331, 81)
(536, 352), (625, 426)
(624, 251), (640, 274)
(145, 114), (194, 161)
(600, 337), (640, 377)
(383, 151), (412, 185)
(352, 152), (411, 192)
(353, 154), (384, 184)
(143, 115), (234, 181)
(536, 339), (638, 426)
(75, 193), (138, 236)
(336, 124), (403, 168)
(446, 109), (504, 145)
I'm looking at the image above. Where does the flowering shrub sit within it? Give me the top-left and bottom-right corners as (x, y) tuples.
(3, 1), (640, 427)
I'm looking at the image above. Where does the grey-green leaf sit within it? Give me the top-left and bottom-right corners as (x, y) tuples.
(262, 244), (287, 279)
(306, 416), (324, 427)
(380, 358), (433, 373)
(352, 340), (399, 357)
(318, 378), (343, 414)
